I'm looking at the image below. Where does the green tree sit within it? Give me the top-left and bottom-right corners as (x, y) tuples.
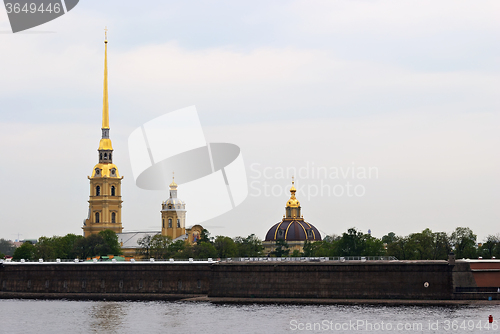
(12, 241), (36, 261)
(98, 230), (122, 255)
(407, 228), (435, 260)
(291, 249), (301, 257)
(74, 232), (121, 259)
(150, 234), (172, 259)
(386, 236), (414, 260)
(364, 234), (385, 256)
(193, 241), (218, 258)
(137, 234), (154, 258)
(338, 228), (365, 256)
(382, 232), (397, 245)
(0, 238), (15, 256)
(199, 229), (213, 244)
(271, 239), (290, 257)
(451, 227), (477, 259)
(234, 234), (264, 257)
(214, 236), (237, 258)
(479, 235), (499, 259)
(168, 239), (187, 258)
(432, 232), (452, 260)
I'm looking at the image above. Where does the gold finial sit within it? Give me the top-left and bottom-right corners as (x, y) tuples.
(170, 172), (178, 189)
(286, 176), (299, 207)
(104, 26), (108, 43)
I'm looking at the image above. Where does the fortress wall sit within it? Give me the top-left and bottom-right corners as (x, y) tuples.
(0, 263), (211, 295)
(0, 260), (480, 300)
(209, 261), (455, 300)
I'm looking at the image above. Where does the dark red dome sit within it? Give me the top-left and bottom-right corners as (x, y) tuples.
(265, 218), (322, 242)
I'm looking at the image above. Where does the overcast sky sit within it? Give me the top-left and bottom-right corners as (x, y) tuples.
(0, 1), (499, 243)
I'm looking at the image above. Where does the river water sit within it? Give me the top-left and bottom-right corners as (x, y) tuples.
(1, 299), (499, 333)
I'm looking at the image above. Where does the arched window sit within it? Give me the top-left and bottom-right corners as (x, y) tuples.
(96, 186), (100, 196)
(104, 153), (107, 159)
(109, 153), (112, 160)
(111, 186), (116, 196)
(162, 219), (165, 228)
(168, 219), (172, 228)
(111, 212), (116, 223)
(177, 219), (180, 228)
(100, 153), (102, 160)
(278, 230), (284, 238)
(95, 212), (100, 223)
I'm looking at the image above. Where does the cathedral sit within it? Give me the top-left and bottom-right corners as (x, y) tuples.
(83, 34), (203, 257)
(82, 32), (123, 237)
(263, 178), (322, 254)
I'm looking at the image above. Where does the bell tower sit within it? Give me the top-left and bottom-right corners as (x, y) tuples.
(83, 30), (123, 237)
(161, 174), (187, 239)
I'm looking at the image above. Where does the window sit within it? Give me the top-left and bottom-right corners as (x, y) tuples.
(96, 186), (100, 196)
(109, 153), (112, 160)
(307, 229), (313, 238)
(111, 212), (116, 223)
(95, 212), (100, 223)
(162, 219), (165, 228)
(177, 219), (180, 228)
(278, 230), (284, 238)
(168, 219), (172, 228)
(111, 186), (116, 196)
(104, 153), (107, 159)
(100, 153), (102, 160)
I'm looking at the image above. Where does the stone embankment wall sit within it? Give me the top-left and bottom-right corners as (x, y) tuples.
(0, 260), (482, 300)
(0, 262), (211, 295)
(210, 261), (455, 300)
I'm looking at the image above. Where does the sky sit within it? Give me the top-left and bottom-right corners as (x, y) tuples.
(0, 0), (499, 243)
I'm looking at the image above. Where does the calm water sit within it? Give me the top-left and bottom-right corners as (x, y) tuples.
(1, 300), (499, 333)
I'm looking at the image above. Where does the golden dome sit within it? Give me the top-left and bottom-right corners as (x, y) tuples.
(98, 138), (113, 150)
(286, 178), (300, 208)
(169, 174), (178, 189)
(91, 163), (120, 178)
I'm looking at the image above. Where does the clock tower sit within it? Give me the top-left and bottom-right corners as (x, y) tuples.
(83, 32), (123, 237)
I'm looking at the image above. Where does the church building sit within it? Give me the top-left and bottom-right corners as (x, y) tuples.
(82, 33), (203, 258)
(263, 179), (322, 254)
(83, 32), (123, 237)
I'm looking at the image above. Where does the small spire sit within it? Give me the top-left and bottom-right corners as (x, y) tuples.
(170, 172), (178, 189)
(290, 176), (296, 194)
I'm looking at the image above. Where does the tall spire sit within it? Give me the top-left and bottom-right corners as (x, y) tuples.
(102, 27), (109, 130)
(98, 27), (113, 153)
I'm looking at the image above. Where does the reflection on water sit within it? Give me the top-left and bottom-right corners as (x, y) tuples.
(1, 300), (499, 333)
(88, 302), (127, 333)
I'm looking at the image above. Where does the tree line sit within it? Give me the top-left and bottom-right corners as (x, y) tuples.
(1, 226), (498, 261)
(5, 230), (122, 261)
(300, 227), (495, 260)
(137, 230), (264, 259)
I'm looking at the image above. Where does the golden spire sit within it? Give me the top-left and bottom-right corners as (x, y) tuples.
(102, 26), (109, 130)
(98, 27), (113, 151)
(170, 172), (178, 189)
(286, 176), (300, 208)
